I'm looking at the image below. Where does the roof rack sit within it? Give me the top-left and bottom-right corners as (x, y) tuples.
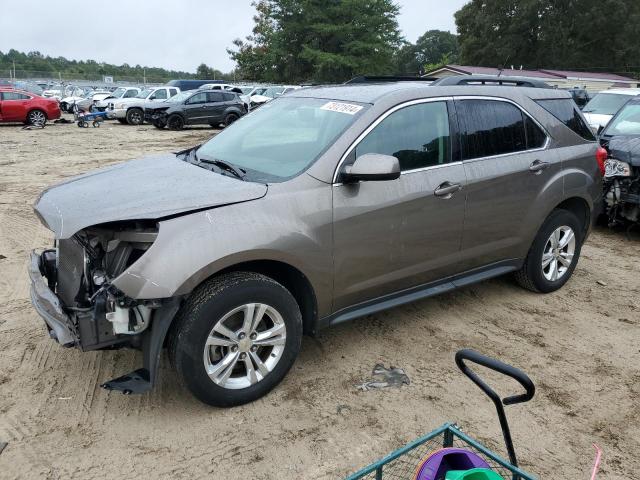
(430, 75), (552, 89)
(345, 75), (437, 84)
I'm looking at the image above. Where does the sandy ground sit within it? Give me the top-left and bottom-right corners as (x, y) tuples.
(0, 116), (638, 480)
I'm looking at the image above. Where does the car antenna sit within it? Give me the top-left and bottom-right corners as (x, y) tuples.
(497, 55), (511, 78)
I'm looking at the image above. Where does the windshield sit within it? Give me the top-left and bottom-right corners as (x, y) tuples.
(603, 103), (640, 136)
(136, 88), (153, 99)
(583, 93), (637, 116)
(196, 97), (367, 182)
(239, 86), (254, 94)
(110, 87), (126, 98)
(262, 87), (285, 98)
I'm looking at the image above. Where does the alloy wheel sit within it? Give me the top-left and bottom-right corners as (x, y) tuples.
(203, 303), (287, 390)
(541, 225), (575, 281)
(29, 110), (46, 126)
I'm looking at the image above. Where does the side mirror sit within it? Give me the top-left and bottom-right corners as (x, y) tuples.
(342, 153), (400, 183)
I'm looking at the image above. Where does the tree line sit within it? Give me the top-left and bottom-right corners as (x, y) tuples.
(3, 1), (639, 85)
(0, 50), (234, 83)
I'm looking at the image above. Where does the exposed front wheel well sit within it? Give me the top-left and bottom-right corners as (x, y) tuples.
(214, 260), (318, 335)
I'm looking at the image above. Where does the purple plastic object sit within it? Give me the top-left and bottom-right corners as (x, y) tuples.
(414, 448), (491, 480)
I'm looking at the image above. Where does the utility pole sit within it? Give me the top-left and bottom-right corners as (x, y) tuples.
(143, 68), (146, 85)
(12, 60), (16, 80)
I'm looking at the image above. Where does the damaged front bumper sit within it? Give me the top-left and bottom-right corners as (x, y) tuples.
(29, 250), (77, 347)
(28, 248), (181, 395)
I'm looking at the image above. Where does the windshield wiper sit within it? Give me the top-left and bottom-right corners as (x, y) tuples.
(199, 157), (246, 180)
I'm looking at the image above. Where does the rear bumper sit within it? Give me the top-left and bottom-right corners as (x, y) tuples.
(28, 250), (77, 347)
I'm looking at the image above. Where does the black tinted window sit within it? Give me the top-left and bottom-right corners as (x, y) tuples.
(457, 99), (526, 160)
(222, 92), (235, 101)
(2, 92), (30, 100)
(525, 116), (547, 149)
(355, 101), (450, 171)
(536, 99), (595, 140)
(207, 92), (224, 103)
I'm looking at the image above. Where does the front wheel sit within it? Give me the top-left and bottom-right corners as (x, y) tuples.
(169, 272), (302, 407)
(514, 209), (583, 293)
(126, 108), (144, 125)
(167, 114), (185, 130)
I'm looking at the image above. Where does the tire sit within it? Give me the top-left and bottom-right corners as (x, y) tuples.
(168, 272), (302, 407)
(27, 109), (47, 126)
(224, 113), (239, 127)
(167, 114), (185, 130)
(514, 209), (583, 293)
(152, 120), (166, 129)
(126, 108), (144, 125)
(117, 118), (128, 124)
(60, 102), (68, 112)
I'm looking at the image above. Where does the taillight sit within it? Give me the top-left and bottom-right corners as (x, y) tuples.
(595, 147), (607, 176)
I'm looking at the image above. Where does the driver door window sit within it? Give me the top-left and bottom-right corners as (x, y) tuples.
(187, 93), (207, 105)
(355, 101), (451, 171)
(151, 89), (167, 100)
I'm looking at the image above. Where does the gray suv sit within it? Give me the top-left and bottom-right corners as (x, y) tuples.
(29, 83), (601, 406)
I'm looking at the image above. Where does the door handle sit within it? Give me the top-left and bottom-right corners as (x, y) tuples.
(434, 181), (462, 198)
(529, 160), (549, 173)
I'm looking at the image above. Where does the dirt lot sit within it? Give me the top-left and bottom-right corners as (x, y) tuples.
(0, 116), (638, 480)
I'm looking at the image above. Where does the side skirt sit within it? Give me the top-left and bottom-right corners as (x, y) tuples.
(316, 260), (522, 331)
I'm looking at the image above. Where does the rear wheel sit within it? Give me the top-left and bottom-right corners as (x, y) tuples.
(27, 109), (47, 126)
(169, 272), (302, 407)
(224, 113), (239, 127)
(126, 108), (144, 125)
(514, 209), (583, 293)
(167, 114), (185, 130)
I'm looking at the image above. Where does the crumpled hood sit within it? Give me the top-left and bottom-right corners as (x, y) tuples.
(608, 136), (640, 166)
(34, 154), (267, 238)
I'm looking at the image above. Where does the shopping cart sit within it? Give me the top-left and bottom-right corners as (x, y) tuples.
(346, 350), (536, 480)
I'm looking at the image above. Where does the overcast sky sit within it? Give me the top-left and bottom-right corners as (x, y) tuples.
(1, 0), (468, 73)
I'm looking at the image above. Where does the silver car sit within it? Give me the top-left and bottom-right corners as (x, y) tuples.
(29, 83), (601, 406)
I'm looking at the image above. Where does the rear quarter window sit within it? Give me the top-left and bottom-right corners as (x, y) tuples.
(536, 98), (595, 141)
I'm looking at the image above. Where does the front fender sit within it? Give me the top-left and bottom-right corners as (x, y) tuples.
(112, 180), (333, 315)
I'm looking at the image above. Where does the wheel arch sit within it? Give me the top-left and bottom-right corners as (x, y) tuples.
(27, 107), (48, 120)
(553, 196), (591, 238)
(206, 259), (318, 336)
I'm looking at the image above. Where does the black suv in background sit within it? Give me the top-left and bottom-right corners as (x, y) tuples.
(146, 90), (246, 130)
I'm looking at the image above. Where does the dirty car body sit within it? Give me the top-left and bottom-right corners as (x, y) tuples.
(30, 83), (601, 404)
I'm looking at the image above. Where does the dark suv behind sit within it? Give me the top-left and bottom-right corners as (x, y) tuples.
(146, 89), (245, 130)
(30, 82), (602, 407)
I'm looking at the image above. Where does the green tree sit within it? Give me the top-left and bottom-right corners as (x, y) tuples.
(229, 0), (403, 83)
(455, 0), (640, 77)
(394, 29), (459, 74)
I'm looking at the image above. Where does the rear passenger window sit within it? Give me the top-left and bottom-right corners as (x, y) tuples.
(207, 92), (224, 103)
(457, 99), (526, 160)
(222, 92), (235, 101)
(355, 101), (450, 171)
(2, 92), (30, 100)
(524, 116), (547, 149)
(535, 99), (595, 140)
(153, 89), (167, 100)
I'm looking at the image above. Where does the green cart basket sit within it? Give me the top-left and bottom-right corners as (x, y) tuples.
(346, 350), (537, 480)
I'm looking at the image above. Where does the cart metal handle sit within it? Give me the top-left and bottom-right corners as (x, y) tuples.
(455, 349), (535, 475)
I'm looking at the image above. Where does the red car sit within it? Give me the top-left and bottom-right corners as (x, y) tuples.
(0, 88), (61, 125)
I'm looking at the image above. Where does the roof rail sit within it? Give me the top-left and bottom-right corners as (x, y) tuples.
(430, 75), (552, 89)
(345, 75), (437, 84)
